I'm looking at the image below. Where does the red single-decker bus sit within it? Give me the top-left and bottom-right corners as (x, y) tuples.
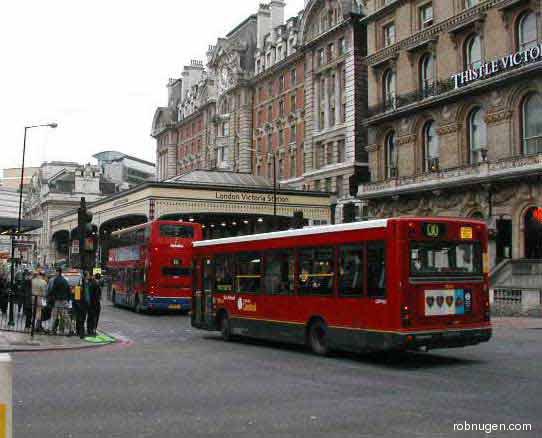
(191, 217), (491, 354)
(108, 220), (202, 312)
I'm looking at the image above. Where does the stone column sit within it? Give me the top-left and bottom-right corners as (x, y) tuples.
(324, 74), (330, 130)
(335, 68), (341, 125)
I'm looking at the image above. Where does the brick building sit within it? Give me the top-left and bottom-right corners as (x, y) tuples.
(358, 0), (542, 271)
(152, 0), (368, 224)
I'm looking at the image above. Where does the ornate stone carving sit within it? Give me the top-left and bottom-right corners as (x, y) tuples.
(485, 110), (513, 125)
(437, 123), (460, 135)
(365, 144), (378, 152)
(396, 134), (417, 145)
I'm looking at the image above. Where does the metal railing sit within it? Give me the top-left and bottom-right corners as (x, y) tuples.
(0, 292), (76, 337)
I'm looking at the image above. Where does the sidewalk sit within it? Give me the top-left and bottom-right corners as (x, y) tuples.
(492, 316), (542, 330)
(0, 330), (115, 353)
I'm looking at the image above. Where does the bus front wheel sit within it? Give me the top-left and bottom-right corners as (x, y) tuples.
(308, 319), (329, 356)
(219, 313), (232, 342)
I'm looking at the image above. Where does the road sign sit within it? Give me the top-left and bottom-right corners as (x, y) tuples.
(72, 240), (80, 255)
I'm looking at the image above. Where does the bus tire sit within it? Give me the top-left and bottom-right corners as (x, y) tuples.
(308, 319), (330, 356)
(219, 312), (232, 342)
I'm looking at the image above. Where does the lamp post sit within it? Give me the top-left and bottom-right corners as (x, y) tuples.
(8, 123), (57, 326)
(241, 147), (278, 229)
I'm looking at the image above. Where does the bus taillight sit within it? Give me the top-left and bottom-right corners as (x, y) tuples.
(401, 305), (411, 327)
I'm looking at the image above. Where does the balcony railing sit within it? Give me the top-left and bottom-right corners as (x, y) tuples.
(359, 153), (542, 197)
(368, 80), (455, 117)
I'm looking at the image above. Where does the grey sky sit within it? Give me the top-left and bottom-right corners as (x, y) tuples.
(0, 0), (304, 171)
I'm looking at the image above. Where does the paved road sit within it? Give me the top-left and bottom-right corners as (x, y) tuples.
(12, 303), (540, 437)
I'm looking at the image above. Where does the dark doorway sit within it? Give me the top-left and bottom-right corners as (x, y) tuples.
(496, 218), (512, 263)
(524, 207), (542, 259)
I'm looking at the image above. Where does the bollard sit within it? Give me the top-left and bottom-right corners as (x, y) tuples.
(0, 354), (12, 438)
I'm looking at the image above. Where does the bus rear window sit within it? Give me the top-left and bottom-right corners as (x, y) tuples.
(410, 241), (482, 277)
(160, 225), (195, 238)
(162, 267), (191, 277)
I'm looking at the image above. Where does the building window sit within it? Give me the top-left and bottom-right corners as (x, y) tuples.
(291, 68), (297, 86)
(279, 128), (284, 146)
(327, 43), (334, 63)
(468, 108), (487, 164)
(318, 48), (325, 66)
(522, 93), (542, 155)
(383, 69), (396, 110)
(385, 131), (398, 178)
(465, 0), (479, 8)
(222, 122), (229, 137)
(290, 154), (296, 177)
(420, 53), (434, 97)
(268, 81), (273, 97)
(518, 11), (538, 51)
(279, 100), (285, 117)
(336, 175), (343, 197)
(419, 3), (433, 29)
(383, 22), (395, 47)
(290, 94), (296, 112)
(279, 75), (285, 92)
(337, 140), (345, 163)
(267, 132), (273, 153)
(268, 105), (273, 122)
(338, 37), (346, 55)
(423, 121), (439, 172)
(465, 34), (482, 69)
(257, 59), (261, 73)
(290, 124), (297, 143)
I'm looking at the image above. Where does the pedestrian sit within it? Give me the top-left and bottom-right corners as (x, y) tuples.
(75, 272), (90, 339)
(31, 271), (48, 332)
(49, 268), (72, 335)
(93, 273), (103, 331)
(0, 273), (8, 316)
(86, 273), (102, 337)
(22, 270), (33, 329)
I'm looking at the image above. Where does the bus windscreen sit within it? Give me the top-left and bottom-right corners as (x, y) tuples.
(160, 225), (195, 238)
(410, 241), (483, 277)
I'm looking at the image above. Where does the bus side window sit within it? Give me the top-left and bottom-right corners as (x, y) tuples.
(264, 249), (295, 295)
(215, 254), (234, 293)
(298, 247), (335, 296)
(203, 258), (215, 292)
(338, 244), (364, 297)
(236, 252), (262, 294)
(367, 241), (386, 298)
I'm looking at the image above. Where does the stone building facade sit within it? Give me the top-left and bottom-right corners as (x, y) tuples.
(359, 0), (542, 267)
(152, 0), (368, 224)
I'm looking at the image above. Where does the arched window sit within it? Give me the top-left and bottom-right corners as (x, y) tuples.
(518, 11), (537, 51)
(468, 108), (487, 164)
(522, 93), (542, 155)
(383, 69), (396, 110)
(420, 53), (434, 97)
(385, 131), (398, 178)
(423, 121), (439, 171)
(465, 34), (482, 69)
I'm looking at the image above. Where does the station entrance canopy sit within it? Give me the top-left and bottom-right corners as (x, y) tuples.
(0, 217), (42, 234)
(49, 170), (333, 242)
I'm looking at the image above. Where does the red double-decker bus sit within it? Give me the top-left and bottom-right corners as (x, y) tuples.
(108, 220), (202, 313)
(191, 217), (491, 354)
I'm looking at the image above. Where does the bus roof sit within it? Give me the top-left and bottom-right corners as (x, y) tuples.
(193, 219), (390, 248)
(111, 220), (193, 238)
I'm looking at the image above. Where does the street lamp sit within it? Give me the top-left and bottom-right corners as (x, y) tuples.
(8, 122), (58, 326)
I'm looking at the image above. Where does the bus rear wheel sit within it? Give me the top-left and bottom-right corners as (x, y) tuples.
(134, 296), (143, 314)
(219, 313), (232, 342)
(308, 320), (329, 356)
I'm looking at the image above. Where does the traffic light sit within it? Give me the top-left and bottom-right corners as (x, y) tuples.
(343, 202), (357, 223)
(292, 211), (304, 229)
(77, 197), (96, 270)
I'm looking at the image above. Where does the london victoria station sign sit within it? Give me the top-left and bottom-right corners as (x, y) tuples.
(451, 43), (542, 89)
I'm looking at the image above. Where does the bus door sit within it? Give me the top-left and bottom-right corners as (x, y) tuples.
(192, 257), (216, 330)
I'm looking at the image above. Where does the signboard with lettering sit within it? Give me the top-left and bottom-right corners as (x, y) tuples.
(451, 43), (542, 89)
(214, 191), (290, 204)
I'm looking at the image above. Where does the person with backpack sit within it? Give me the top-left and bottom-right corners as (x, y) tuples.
(49, 268), (72, 334)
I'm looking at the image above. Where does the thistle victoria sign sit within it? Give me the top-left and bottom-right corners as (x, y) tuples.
(451, 43), (542, 89)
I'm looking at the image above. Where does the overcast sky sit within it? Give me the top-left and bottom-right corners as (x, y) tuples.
(0, 0), (305, 173)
